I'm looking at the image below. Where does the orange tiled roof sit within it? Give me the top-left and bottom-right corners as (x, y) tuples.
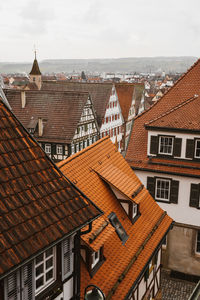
(0, 99), (101, 277)
(126, 58), (200, 175)
(115, 83), (135, 121)
(58, 137), (172, 299)
(145, 94), (200, 131)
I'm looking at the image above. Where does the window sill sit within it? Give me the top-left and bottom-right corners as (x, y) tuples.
(155, 199), (170, 204)
(36, 280), (62, 300)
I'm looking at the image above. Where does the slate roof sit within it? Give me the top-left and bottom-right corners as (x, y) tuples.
(29, 58), (41, 75)
(42, 81), (113, 126)
(126, 58), (200, 176)
(0, 98), (101, 277)
(4, 89), (90, 143)
(58, 137), (173, 299)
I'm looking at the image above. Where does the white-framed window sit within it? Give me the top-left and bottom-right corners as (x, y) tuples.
(76, 143), (79, 152)
(155, 178), (170, 201)
(195, 139), (200, 158)
(196, 230), (200, 254)
(80, 141), (83, 151)
(45, 144), (51, 154)
(71, 144), (75, 154)
(132, 204), (137, 219)
(35, 247), (56, 295)
(159, 136), (173, 155)
(56, 144), (63, 155)
(91, 250), (100, 269)
(62, 235), (74, 280)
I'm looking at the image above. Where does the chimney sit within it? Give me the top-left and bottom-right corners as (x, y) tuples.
(21, 91), (26, 108)
(38, 118), (43, 136)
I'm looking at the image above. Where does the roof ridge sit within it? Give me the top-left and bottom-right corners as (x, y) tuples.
(58, 136), (110, 168)
(134, 57), (200, 121)
(145, 94), (199, 126)
(4, 88), (89, 96)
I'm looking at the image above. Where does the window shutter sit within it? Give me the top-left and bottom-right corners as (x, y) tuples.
(170, 180), (179, 204)
(185, 139), (194, 158)
(147, 177), (155, 198)
(173, 138), (182, 157)
(4, 271), (20, 300)
(21, 263), (34, 300)
(189, 183), (200, 208)
(62, 236), (74, 280)
(150, 135), (158, 155)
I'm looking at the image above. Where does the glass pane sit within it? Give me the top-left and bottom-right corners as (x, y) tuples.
(45, 248), (53, 258)
(36, 253), (43, 265)
(36, 276), (44, 289)
(36, 264), (43, 277)
(46, 257), (53, 270)
(46, 269), (53, 282)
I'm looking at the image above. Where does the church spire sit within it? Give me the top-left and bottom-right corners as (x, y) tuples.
(29, 50), (42, 89)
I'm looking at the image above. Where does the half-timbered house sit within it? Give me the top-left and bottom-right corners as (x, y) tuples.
(0, 97), (102, 300)
(41, 82), (124, 152)
(4, 89), (99, 161)
(58, 137), (173, 300)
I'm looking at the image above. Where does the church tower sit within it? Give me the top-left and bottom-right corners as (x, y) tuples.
(29, 51), (42, 90)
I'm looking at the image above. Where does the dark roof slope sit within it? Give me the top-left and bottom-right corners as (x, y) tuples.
(0, 99), (101, 277)
(42, 81), (113, 126)
(29, 59), (42, 75)
(4, 89), (90, 143)
(126, 58), (200, 175)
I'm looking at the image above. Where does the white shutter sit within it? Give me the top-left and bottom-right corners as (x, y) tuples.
(4, 271), (20, 300)
(62, 235), (74, 280)
(21, 262), (35, 300)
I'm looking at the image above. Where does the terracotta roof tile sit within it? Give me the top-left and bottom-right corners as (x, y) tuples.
(126, 58), (200, 175)
(115, 83), (135, 121)
(58, 137), (172, 299)
(0, 99), (101, 277)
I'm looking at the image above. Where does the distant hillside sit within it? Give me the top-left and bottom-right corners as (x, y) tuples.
(0, 56), (197, 74)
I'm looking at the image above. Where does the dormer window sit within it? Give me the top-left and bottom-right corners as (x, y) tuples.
(132, 204), (137, 219)
(159, 136), (173, 155)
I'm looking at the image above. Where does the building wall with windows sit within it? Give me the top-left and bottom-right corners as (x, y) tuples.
(100, 87), (123, 151)
(1, 235), (76, 300)
(135, 169), (200, 276)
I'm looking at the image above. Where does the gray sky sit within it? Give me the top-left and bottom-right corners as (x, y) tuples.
(1, 0), (200, 62)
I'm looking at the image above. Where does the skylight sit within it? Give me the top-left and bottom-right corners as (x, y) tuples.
(108, 212), (129, 245)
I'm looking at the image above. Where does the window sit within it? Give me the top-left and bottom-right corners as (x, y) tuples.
(45, 144), (51, 154)
(195, 139), (200, 158)
(155, 178), (170, 201)
(35, 247), (56, 295)
(196, 230), (200, 254)
(56, 145), (63, 155)
(132, 204), (137, 219)
(108, 212), (128, 244)
(91, 250), (100, 269)
(159, 136), (173, 155)
(162, 236), (167, 248)
(71, 144), (75, 154)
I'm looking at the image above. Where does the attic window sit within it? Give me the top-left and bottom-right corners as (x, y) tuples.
(108, 212), (128, 245)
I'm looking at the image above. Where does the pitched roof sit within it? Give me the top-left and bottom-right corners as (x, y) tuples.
(145, 94), (200, 131)
(0, 99), (101, 277)
(57, 137), (172, 299)
(42, 81), (113, 126)
(4, 89), (90, 143)
(126, 58), (200, 175)
(29, 59), (42, 75)
(115, 83), (135, 121)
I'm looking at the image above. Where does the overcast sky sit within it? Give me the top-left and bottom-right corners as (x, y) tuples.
(1, 0), (200, 62)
